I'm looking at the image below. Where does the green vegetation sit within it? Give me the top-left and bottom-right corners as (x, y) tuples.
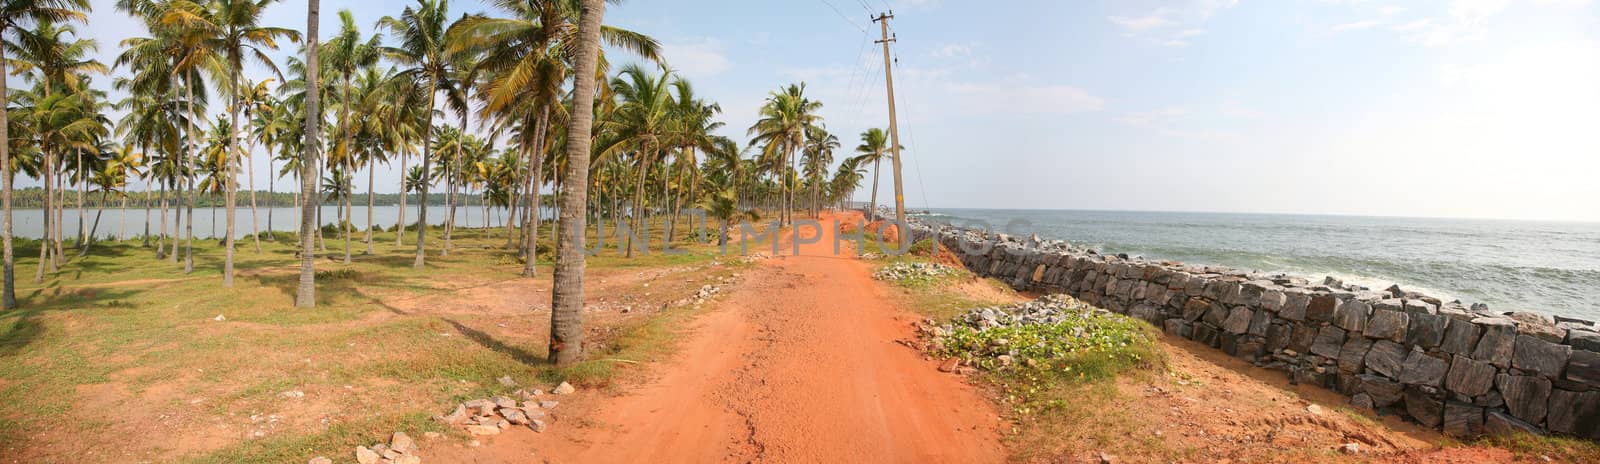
(0, 221), (743, 462)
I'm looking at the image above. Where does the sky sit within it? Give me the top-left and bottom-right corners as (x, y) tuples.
(27, 0), (1600, 222)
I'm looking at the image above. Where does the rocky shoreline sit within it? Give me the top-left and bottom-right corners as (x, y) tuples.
(897, 214), (1600, 440)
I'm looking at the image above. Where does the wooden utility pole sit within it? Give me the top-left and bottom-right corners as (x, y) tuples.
(874, 12), (908, 232)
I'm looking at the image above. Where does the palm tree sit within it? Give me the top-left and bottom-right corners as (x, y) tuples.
(379, 0), (456, 269)
(801, 127), (837, 217)
(0, 0), (92, 309)
(701, 188), (756, 247)
(451, 0), (660, 274)
(747, 83), (822, 227)
(550, 0), (608, 365)
(324, 8), (377, 264)
(596, 64), (676, 257)
(295, 0), (321, 308)
(237, 78), (274, 251)
(166, 0), (297, 286)
(852, 128), (888, 221)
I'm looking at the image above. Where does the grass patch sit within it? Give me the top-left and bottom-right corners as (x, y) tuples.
(1478, 431), (1600, 462)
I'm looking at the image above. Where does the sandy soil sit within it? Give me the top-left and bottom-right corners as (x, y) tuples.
(425, 212), (1006, 463)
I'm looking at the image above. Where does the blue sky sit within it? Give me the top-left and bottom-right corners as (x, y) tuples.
(46, 0), (1600, 221)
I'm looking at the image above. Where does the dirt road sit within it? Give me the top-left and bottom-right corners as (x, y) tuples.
(428, 213), (1005, 463)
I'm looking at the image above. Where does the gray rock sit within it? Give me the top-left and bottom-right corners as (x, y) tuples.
(1290, 323), (1317, 353)
(1440, 319), (1482, 356)
(1202, 303), (1231, 327)
(552, 381), (576, 395)
(1248, 310), (1272, 337)
(1266, 323), (1292, 352)
(1163, 319), (1192, 338)
(1406, 313), (1449, 349)
(1261, 289), (1286, 312)
(1351, 393), (1375, 410)
(1515, 318), (1569, 344)
(1311, 326), (1347, 358)
(309, 458), (333, 464)
(1568, 330), (1600, 352)
(1223, 306), (1253, 335)
(1182, 298), (1208, 322)
(1485, 411), (1542, 437)
(1405, 387), (1444, 428)
(1365, 340), (1407, 379)
(1333, 299), (1370, 332)
(1566, 349), (1600, 387)
(1281, 292), (1311, 321)
(1472, 319), (1517, 368)
(1404, 299), (1438, 315)
(1444, 355), (1496, 397)
(1365, 309), (1408, 342)
(356, 446), (380, 464)
(1338, 337), (1375, 374)
(1307, 294), (1338, 322)
(1512, 335), (1572, 380)
(1192, 323), (1220, 347)
(1497, 374), (1551, 424)
(1545, 389), (1600, 439)
(390, 432), (415, 454)
(1360, 374), (1405, 407)
(1398, 351), (1449, 387)
(1443, 401), (1485, 438)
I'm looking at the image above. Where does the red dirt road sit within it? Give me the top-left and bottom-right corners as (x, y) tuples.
(429, 213), (1005, 463)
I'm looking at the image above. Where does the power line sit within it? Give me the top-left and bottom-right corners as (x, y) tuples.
(891, 55), (931, 213)
(815, 0), (869, 34)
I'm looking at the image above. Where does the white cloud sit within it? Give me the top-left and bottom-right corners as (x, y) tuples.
(1108, 8), (1178, 33)
(1332, 19), (1383, 31)
(940, 82), (1103, 114)
(1176, 28), (1208, 38)
(1220, 100), (1265, 119)
(661, 38), (731, 79)
(1118, 107), (1190, 126)
(931, 43), (973, 58)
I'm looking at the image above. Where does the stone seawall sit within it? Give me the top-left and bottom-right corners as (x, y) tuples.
(899, 219), (1600, 440)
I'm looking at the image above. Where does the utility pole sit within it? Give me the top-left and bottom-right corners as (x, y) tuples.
(874, 12), (909, 236)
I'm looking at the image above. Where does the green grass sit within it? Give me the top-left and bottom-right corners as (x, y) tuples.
(0, 217), (744, 463)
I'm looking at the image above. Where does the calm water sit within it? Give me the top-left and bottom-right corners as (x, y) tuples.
(7, 205), (532, 241)
(921, 209), (1600, 320)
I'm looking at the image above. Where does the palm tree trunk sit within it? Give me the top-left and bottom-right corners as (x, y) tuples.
(80, 191), (108, 257)
(414, 78), (438, 269)
(365, 156), (375, 254)
(522, 103), (549, 277)
(224, 58), (243, 287)
(246, 139), (261, 253)
(33, 150), (50, 283)
(0, 38), (14, 308)
(76, 150), (84, 248)
(157, 182), (167, 259)
(267, 145), (275, 241)
(297, 0), (323, 308)
(627, 142), (650, 258)
(184, 79), (198, 274)
(551, 0), (606, 365)
(868, 156), (881, 221)
(396, 146), (408, 246)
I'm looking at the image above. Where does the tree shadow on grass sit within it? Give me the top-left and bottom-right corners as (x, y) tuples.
(443, 317), (549, 368)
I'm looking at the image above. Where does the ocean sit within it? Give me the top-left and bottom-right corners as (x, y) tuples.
(919, 209), (1600, 321)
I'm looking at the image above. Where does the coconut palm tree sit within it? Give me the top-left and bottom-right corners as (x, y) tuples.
(595, 63), (676, 257)
(0, 0), (92, 311)
(324, 8), (378, 264)
(379, 0), (456, 269)
(747, 83), (822, 227)
(801, 126), (837, 217)
(550, 0), (608, 365)
(851, 128), (888, 221)
(164, 0), (297, 286)
(295, 0), (321, 308)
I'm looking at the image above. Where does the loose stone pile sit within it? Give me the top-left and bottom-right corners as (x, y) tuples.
(307, 431), (425, 464)
(873, 262), (957, 281)
(903, 217), (1600, 440)
(942, 294), (1109, 332)
(433, 381), (576, 437)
